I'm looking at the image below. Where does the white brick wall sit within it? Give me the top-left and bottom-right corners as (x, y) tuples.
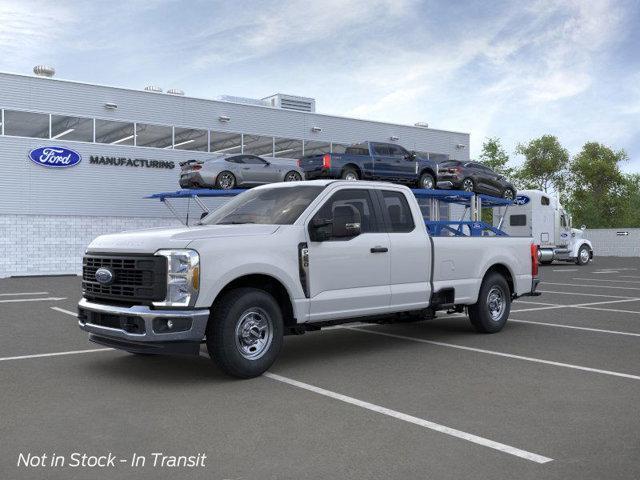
(0, 214), (181, 278)
(583, 228), (640, 257)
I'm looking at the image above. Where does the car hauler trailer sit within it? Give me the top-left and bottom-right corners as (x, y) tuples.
(493, 189), (593, 265)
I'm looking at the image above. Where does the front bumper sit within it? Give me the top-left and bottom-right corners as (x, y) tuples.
(78, 298), (210, 355)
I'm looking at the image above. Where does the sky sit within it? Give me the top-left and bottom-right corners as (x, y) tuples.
(1, 0), (639, 171)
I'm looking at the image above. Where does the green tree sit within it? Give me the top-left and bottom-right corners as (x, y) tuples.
(515, 135), (569, 193)
(619, 174), (640, 227)
(566, 142), (628, 228)
(479, 137), (514, 177)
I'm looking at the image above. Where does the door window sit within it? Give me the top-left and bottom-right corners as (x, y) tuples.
(372, 144), (390, 156)
(312, 189), (381, 240)
(510, 214), (527, 226)
(387, 145), (406, 157)
(242, 155), (268, 165)
(381, 191), (415, 232)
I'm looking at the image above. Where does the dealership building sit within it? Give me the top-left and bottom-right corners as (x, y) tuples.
(0, 68), (470, 277)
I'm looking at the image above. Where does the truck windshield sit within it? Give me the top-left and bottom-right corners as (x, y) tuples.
(201, 186), (325, 225)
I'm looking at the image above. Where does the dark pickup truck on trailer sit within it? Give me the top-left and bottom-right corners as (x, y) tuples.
(298, 141), (439, 189)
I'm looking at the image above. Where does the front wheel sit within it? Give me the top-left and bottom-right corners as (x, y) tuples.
(468, 273), (511, 333)
(461, 178), (475, 192)
(419, 172), (435, 190)
(576, 245), (591, 265)
(284, 170), (302, 182)
(502, 188), (515, 200)
(206, 288), (284, 378)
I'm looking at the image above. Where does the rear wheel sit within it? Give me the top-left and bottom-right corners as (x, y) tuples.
(462, 178), (475, 192)
(468, 273), (511, 333)
(419, 172), (435, 190)
(206, 288), (283, 378)
(341, 167), (359, 181)
(284, 171), (302, 182)
(576, 245), (591, 265)
(502, 188), (515, 200)
(215, 171), (236, 190)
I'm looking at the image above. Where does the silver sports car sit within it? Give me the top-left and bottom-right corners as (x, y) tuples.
(179, 154), (305, 189)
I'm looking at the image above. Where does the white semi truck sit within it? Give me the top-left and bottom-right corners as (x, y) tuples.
(495, 189), (593, 265)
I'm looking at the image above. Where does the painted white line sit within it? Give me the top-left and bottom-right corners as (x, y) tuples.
(510, 319), (640, 337)
(573, 277), (640, 285)
(572, 298), (640, 307)
(592, 271), (619, 274)
(513, 300), (560, 306)
(0, 291), (49, 297)
(539, 289), (638, 299)
(51, 306), (78, 317)
(552, 269), (578, 272)
(0, 348), (112, 362)
(344, 327), (640, 381)
(542, 282), (640, 291)
(618, 275), (640, 279)
(574, 306), (640, 315)
(511, 305), (566, 313)
(0, 296), (67, 304)
(264, 372), (552, 464)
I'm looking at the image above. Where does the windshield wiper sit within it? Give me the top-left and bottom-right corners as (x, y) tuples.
(217, 221), (256, 225)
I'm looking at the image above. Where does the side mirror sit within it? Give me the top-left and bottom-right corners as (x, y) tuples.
(264, 161), (271, 166)
(581, 224), (586, 230)
(309, 217), (332, 242)
(200, 211), (208, 220)
(333, 218), (361, 238)
(404, 152), (416, 160)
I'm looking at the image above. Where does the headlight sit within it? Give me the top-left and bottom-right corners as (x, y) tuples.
(153, 249), (200, 308)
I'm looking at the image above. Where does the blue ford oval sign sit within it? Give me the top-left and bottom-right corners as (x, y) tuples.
(514, 195), (530, 206)
(28, 146), (82, 168)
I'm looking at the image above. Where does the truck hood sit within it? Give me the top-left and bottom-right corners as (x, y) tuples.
(87, 224), (280, 253)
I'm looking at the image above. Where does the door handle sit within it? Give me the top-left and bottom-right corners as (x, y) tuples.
(370, 246), (388, 253)
(242, 167), (250, 170)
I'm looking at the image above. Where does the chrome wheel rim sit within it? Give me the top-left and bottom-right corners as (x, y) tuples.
(285, 171), (301, 182)
(234, 308), (273, 360)
(344, 172), (357, 181)
(579, 248), (590, 263)
(503, 189), (514, 200)
(462, 179), (474, 192)
(421, 176), (434, 189)
(218, 172), (234, 189)
(487, 286), (505, 321)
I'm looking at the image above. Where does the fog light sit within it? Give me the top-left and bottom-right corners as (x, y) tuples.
(152, 317), (191, 334)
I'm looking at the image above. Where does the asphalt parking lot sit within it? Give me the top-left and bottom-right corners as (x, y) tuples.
(1, 257), (639, 480)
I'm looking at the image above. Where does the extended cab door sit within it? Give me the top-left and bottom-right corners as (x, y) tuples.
(386, 144), (418, 183)
(370, 143), (394, 180)
(377, 189), (431, 310)
(305, 188), (391, 321)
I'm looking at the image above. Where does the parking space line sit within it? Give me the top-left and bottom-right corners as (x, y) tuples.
(572, 277), (640, 285)
(574, 306), (640, 315)
(511, 305), (566, 313)
(542, 282), (640, 291)
(539, 290), (638, 299)
(344, 327), (640, 381)
(0, 291), (49, 296)
(513, 300), (559, 306)
(552, 269), (578, 272)
(0, 348), (112, 362)
(0, 296), (66, 303)
(510, 319), (640, 337)
(51, 306), (77, 317)
(264, 372), (553, 464)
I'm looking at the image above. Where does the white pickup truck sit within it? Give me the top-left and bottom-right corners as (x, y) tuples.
(78, 180), (539, 378)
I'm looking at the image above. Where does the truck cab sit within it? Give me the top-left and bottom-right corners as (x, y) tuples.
(496, 189), (593, 265)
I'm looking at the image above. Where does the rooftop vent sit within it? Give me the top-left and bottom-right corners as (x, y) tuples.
(144, 85), (163, 93)
(217, 95), (270, 107)
(262, 93), (316, 113)
(414, 122), (429, 128)
(33, 65), (55, 78)
(167, 88), (185, 96)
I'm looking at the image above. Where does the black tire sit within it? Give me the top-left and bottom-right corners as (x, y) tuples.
(502, 188), (516, 200)
(461, 178), (475, 192)
(575, 245), (591, 265)
(284, 170), (302, 182)
(341, 167), (359, 181)
(540, 260), (553, 265)
(418, 172), (435, 190)
(468, 272), (511, 333)
(206, 288), (283, 378)
(215, 171), (236, 190)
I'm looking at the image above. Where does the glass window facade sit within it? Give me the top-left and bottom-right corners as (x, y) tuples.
(51, 115), (93, 142)
(210, 131), (242, 154)
(173, 127), (208, 151)
(243, 135), (274, 156)
(135, 123), (173, 148)
(4, 110), (50, 138)
(95, 119), (135, 145)
(273, 137), (303, 158)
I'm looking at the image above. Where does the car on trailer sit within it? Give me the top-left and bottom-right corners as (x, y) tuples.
(179, 154), (304, 190)
(436, 160), (517, 200)
(298, 141), (439, 190)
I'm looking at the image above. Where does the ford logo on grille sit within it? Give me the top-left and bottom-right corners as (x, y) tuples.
(95, 267), (114, 285)
(28, 146), (82, 168)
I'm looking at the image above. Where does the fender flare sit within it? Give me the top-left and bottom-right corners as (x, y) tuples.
(571, 239), (593, 258)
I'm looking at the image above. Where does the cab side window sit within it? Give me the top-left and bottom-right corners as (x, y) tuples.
(381, 191), (415, 232)
(373, 144), (390, 156)
(312, 189), (380, 240)
(541, 196), (550, 205)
